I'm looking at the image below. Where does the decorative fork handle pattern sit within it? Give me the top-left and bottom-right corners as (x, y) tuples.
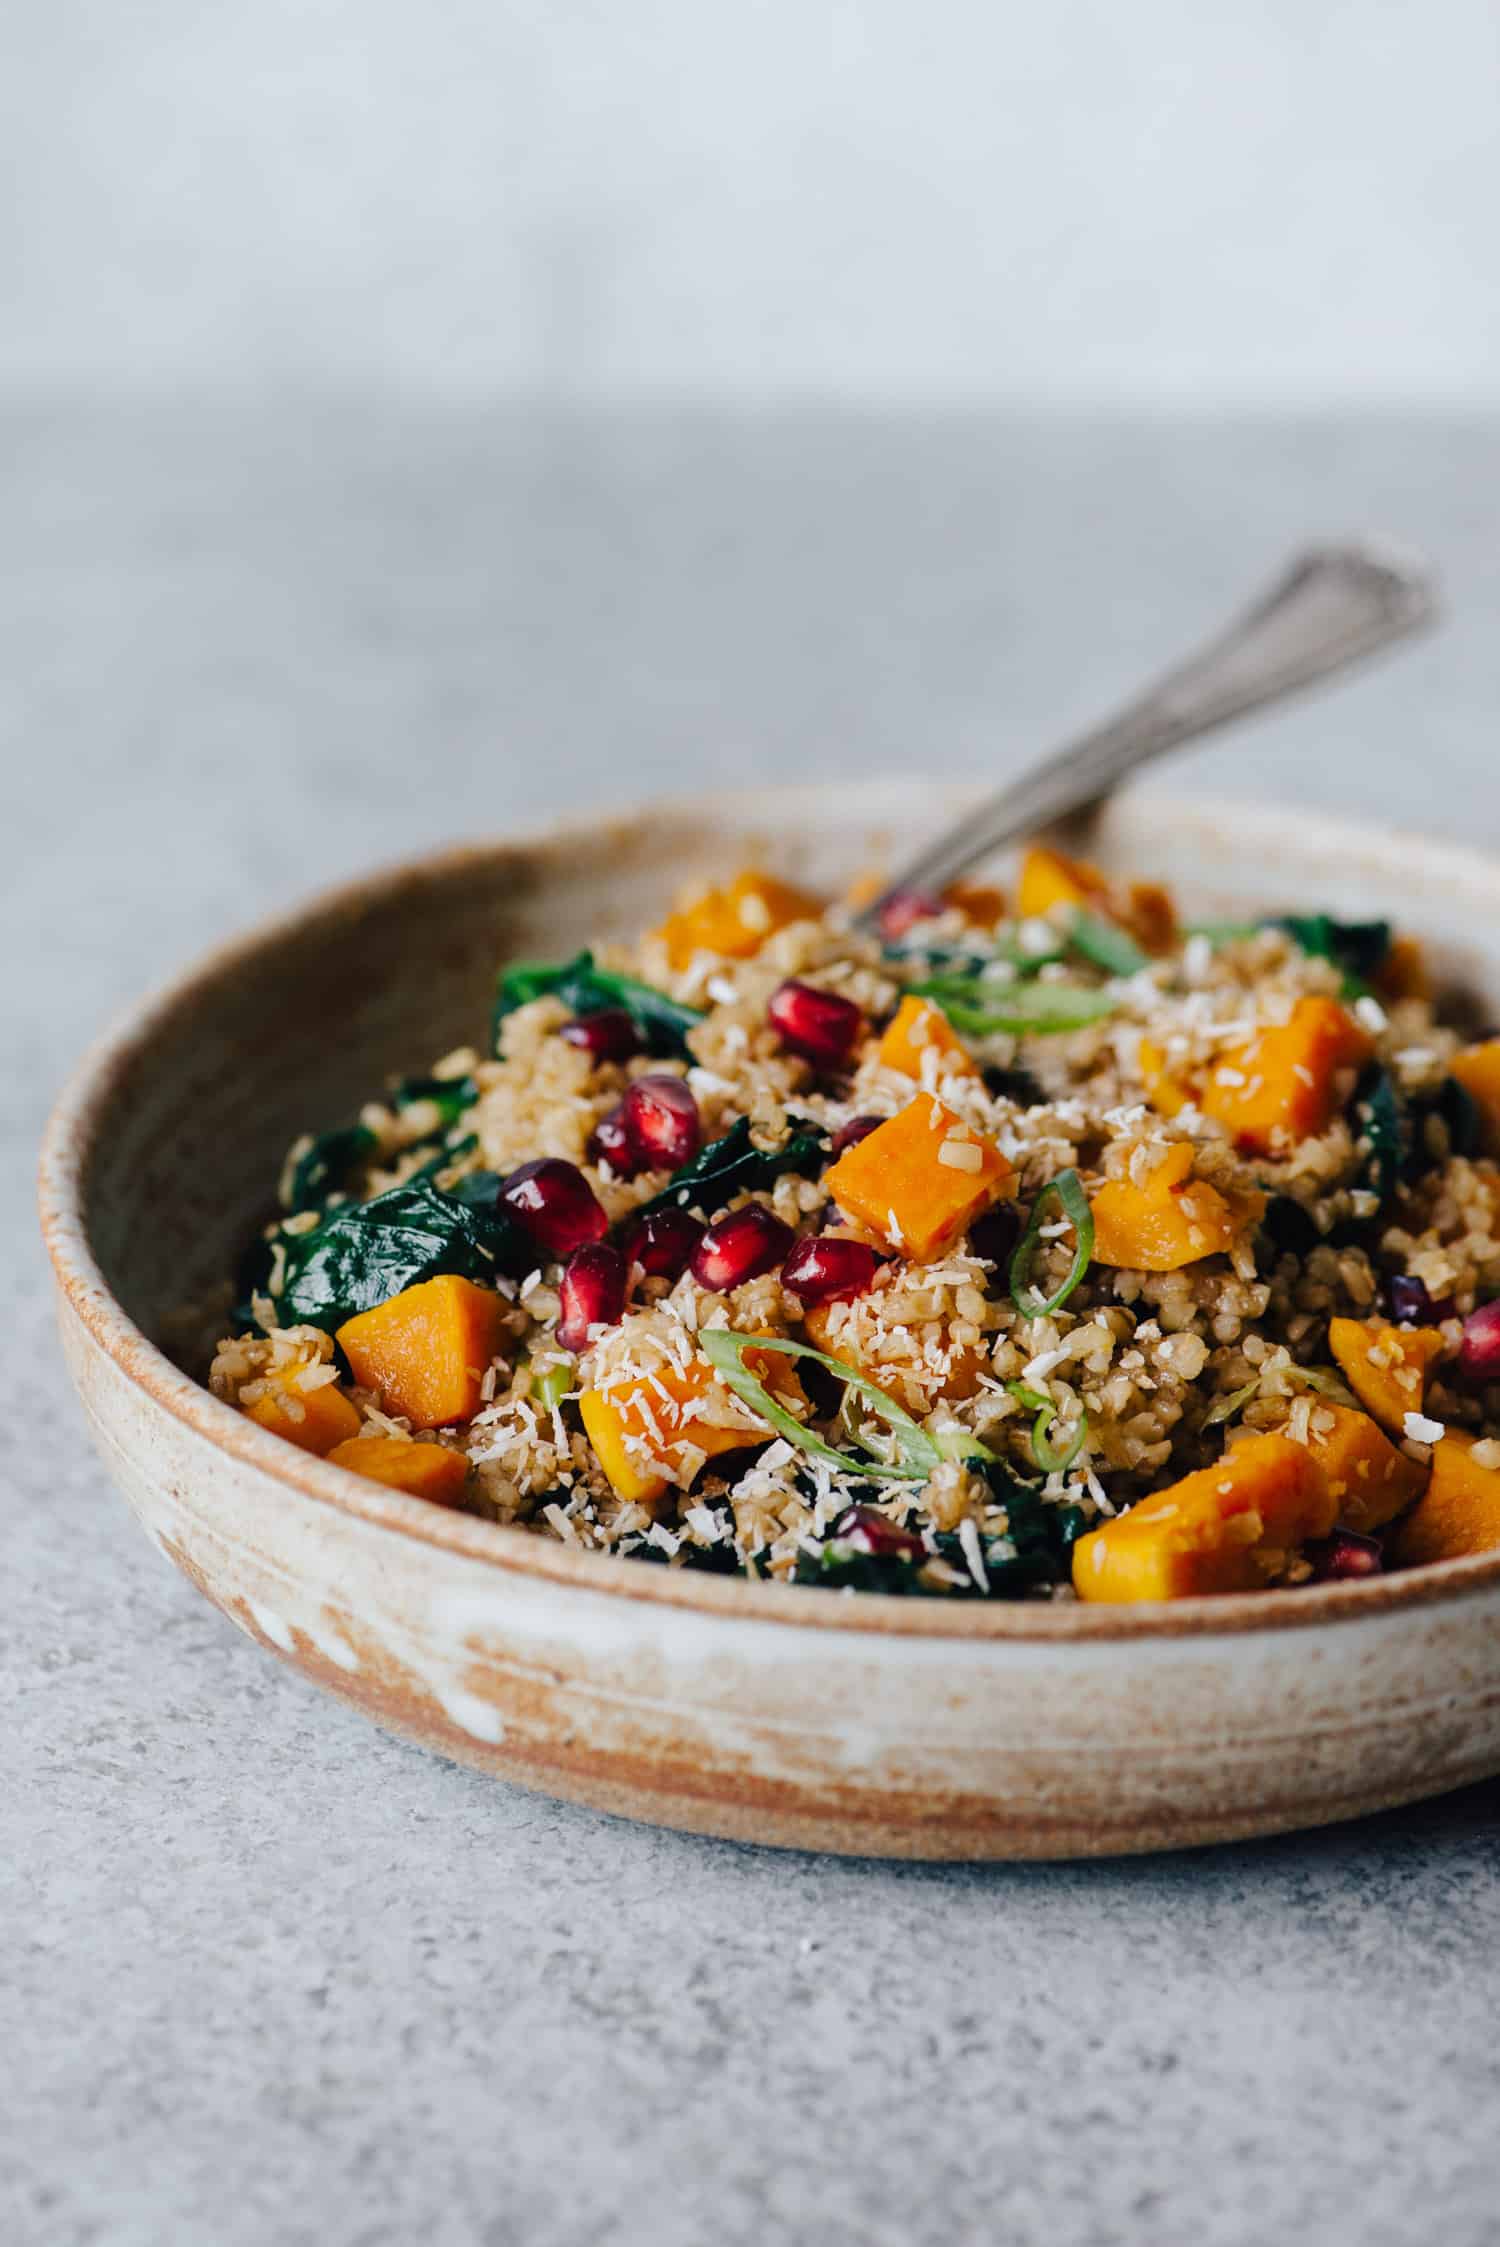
(858, 541), (1439, 927)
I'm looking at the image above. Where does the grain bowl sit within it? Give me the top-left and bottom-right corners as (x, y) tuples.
(39, 785), (1500, 1857)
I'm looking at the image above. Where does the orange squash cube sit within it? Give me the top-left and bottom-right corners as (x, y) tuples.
(1389, 1430), (1500, 1565)
(942, 880), (1007, 930)
(581, 1347), (801, 1504)
(825, 1093), (1012, 1260)
(1016, 845), (1110, 922)
(336, 1274), (507, 1430)
(327, 1435), (470, 1507)
(1072, 1434), (1336, 1602)
(1090, 1143), (1262, 1272)
(1449, 1040), (1500, 1152)
(1276, 1400), (1427, 1532)
(876, 995), (979, 1082)
(1327, 1317), (1445, 1436)
(244, 1367), (362, 1456)
(1200, 996), (1374, 1153)
(656, 871), (822, 968)
(1137, 1035), (1192, 1119)
(1376, 935), (1431, 1004)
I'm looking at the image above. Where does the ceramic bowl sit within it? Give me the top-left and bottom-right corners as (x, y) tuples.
(39, 785), (1500, 1858)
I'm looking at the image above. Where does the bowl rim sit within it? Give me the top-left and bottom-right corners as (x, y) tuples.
(38, 785), (1500, 1644)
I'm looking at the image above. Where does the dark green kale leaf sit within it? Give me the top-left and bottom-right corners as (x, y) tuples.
(982, 1063), (1047, 1107)
(1405, 1075), (1483, 1177)
(491, 950), (702, 1058)
(1269, 915), (1391, 996)
(1353, 1062), (1406, 1208)
(284, 1124), (377, 1216)
(272, 1174), (530, 1331)
(392, 1072), (480, 1126)
(625, 1116), (828, 1226)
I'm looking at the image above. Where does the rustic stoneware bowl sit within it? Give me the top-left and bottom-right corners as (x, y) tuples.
(39, 786), (1500, 1858)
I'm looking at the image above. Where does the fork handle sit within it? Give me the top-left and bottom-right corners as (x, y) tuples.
(858, 541), (1438, 926)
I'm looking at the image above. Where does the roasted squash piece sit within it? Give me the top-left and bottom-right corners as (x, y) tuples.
(1136, 1036), (1193, 1119)
(327, 1435), (470, 1507)
(1016, 845), (1110, 922)
(1200, 996), (1374, 1153)
(1375, 934), (1431, 1004)
(244, 1367), (362, 1456)
(1274, 1400), (1427, 1533)
(942, 879), (1007, 930)
(336, 1274), (507, 1430)
(1327, 1317), (1444, 1436)
(825, 1092), (1013, 1261)
(1449, 1040), (1500, 1151)
(656, 871), (822, 968)
(1389, 1431), (1500, 1565)
(1090, 1143), (1263, 1273)
(876, 995), (979, 1082)
(1072, 1433), (1336, 1602)
(581, 1347), (801, 1504)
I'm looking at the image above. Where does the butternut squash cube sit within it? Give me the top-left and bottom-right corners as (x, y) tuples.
(581, 1347), (800, 1504)
(876, 995), (979, 1082)
(1072, 1434), (1336, 1602)
(327, 1435), (470, 1508)
(1200, 996), (1373, 1153)
(1090, 1143), (1263, 1272)
(1449, 1040), (1500, 1152)
(1389, 1430), (1500, 1565)
(656, 871), (823, 968)
(1327, 1317), (1444, 1436)
(244, 1368), (362, 1456)
(1016, 845), (1110, 922)
(1137, 1035), (1192, 1119)
(1275, 1400), (1427, 1533)
(825, 1093), (1013, 1261)
(336, 1274), (507, 1430)
(942, 880), (1007, 930)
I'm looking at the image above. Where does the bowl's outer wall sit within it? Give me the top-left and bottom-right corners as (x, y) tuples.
(46, 788), (1500, 1856)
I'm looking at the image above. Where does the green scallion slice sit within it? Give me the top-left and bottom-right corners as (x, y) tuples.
(1009, 1169), (1095, 1321)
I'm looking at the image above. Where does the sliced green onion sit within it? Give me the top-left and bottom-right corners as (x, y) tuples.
(1009, 1169), (1094, 1322)
(1289, 1365), (1359, 1407)
(1067, 910), (1147, 978)
(1005, 1381), (1089, 1474)
(911, 978), (1114, 1038)
(530, 1362), (572, 1413)
(1183, 921), (1262, 947)
(698, 1330), (993, 1484)
(1202, 1378), (1259, 1429)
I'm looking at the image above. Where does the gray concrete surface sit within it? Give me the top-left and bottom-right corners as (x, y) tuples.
(6, 403), (1500, 2247)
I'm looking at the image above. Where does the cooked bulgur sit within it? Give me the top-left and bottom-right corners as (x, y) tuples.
(209, 846), (1500, 1600)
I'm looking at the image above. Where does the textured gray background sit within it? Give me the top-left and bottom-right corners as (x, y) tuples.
(6, 401), (1500, 2246)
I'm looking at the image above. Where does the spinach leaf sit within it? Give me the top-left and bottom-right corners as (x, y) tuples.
(1405, 1075), (1483, 1176)
(982, 1063), (1047, 1107)
(392, 1072), (480, 1126)
(284, 1124), (376, 1216)
(1258, 1194), (1321, 1262)
(1270, 915), (1391, 996)
(791, 1476), (1086, 1599)
(491, 950), (702, 1058)
(974, 1460), (1089, 1593)
(272, 1174), (530, 1331)
(1353, 1062), (1406, 1207)
(626, 1116), (828, 1226)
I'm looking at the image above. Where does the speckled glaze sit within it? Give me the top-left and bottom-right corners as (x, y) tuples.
(38, 786), (1500, 1857)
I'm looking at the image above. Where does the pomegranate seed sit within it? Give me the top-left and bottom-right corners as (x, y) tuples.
(587, 1104), (638, 1175)
(767, 980), (863, 1071)
(500, 1158), (608, 1258)
(877, 890), (943, 943)
(560, 1009), (639, 1063)
(833, 1505), (926, 1561)
(831, 1113), (882, 1157)
(556, 1242), (627, 1352)
(782, 1233), (880, 1306)
(968, 1202), (1021, 1268)
(1306, 1529), (1384, 1582)
(1458, 1299), (1500, 1383)
(620, 1073), (701, 1170)
(621, 1206), (705, 1282)
(1388, 1273), (1456, 1326)
(690, 1203), (793, 1292)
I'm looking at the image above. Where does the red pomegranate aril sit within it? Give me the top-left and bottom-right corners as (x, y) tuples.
(499, 1157), (608, 1258)
(831, 1113), (882, 1157)
(1306, 1529), (1383, 1582)
(690, 1203), (793, 1292)
(556, 1242), (627, 1352)
(968, 1202), (1021, 1268)
(560, 1008), (639, 1063)
(834, 1505), (926, 1561)
(621, 1206), (705, 1282)
(620, 1073), (702, 1170)
(1458, 1299), (1500, 1382)
(781, 1233), (880, 1306)
(587, 1104), (638, 1175)
(1388, 1273), (1456, 1326)
(877, 890), (943, 943)
(767, 979), (863, 1070)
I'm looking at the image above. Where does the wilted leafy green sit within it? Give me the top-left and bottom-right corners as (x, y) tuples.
(271, 1174), (530, 1331)
(491, 950), (702, 1057)
(626, 1117), (827, 1227)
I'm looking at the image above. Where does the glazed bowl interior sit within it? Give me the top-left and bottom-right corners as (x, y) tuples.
(54, 781), (1500, 1634)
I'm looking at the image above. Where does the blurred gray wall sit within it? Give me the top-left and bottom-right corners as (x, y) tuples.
(5, 0), (1498, 405)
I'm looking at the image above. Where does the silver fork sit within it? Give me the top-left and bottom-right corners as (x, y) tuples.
(857, 540), (1439, 931)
